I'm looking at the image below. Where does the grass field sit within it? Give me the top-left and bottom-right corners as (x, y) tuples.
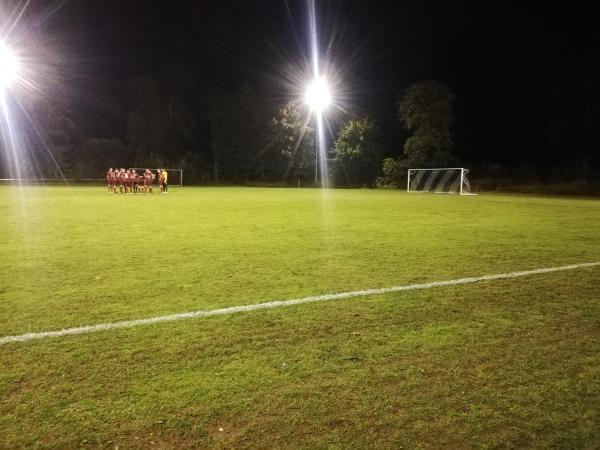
(1, 186), (599, 448)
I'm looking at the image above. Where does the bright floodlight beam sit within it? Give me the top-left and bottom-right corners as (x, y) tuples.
(0, 41), (19, 89)
(305, 76), (331, 113)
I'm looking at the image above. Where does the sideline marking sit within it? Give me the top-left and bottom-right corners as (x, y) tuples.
(1, 262), (599, 345)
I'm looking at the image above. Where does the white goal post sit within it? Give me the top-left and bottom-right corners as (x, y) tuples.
(128, 168), (183, 186)
(407, 167), (474, 195)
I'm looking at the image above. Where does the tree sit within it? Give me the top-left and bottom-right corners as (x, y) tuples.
(547, 55), (600, 181)
(331, 116), (384, 187)
(376, 157), (404, 188)
(0, 70), (77, 179)
(159, 65), (197, 161)
(204, 84), (277, 183)
(204, 88), (234, 183)
(268, 102), (314, 184)
(126, 75), (162, 155)
(227, 83), (275, 182)
(70, 138), (127, 178)
(126, 65), (197, 165)
(396, 80), (456, 168)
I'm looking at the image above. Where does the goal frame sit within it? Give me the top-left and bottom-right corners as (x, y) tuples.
(407, 167), (473, 195)
(128, 168), (183, 186)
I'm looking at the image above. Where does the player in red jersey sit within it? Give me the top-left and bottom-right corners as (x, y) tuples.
(132, 169), (137, 193)
(144, 169), (153, 194)
(106, 168), (115, 193)
(119, 168), (126, 193)
(125, 169), (132, 193)
(131, 170), (138, 194)
(130, 169), (136, 193)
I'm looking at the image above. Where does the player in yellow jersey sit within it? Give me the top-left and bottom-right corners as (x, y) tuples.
(157, 168), (168, 194)
(161, 169), (168, 194)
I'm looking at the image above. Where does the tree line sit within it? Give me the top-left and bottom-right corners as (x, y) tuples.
(25, 69), (458, 187)
(2, 61), (599, 186)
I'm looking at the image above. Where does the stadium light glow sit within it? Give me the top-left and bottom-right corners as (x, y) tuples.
(0, 41), (19, 89)
(305, 76), (331, 113)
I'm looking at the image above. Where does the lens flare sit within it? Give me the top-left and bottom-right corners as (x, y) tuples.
(305, 76), (331, 113)
(0, 41), (19, 89)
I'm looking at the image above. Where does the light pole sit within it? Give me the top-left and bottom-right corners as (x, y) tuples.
(0, 40), (23, 180)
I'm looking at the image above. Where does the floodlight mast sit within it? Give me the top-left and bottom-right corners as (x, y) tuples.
(0, 41), (19, 89)
(306, 0), (332, 188)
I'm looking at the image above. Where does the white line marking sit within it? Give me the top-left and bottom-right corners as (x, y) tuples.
(1, 261), (599, 345)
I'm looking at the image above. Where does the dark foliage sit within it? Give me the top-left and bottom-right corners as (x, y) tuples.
(547, 55), (600, 182)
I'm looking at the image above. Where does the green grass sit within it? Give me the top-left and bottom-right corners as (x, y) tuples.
(1, 186), (599, 448)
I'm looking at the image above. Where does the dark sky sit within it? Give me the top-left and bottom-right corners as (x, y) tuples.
(24, 0), (600, 165)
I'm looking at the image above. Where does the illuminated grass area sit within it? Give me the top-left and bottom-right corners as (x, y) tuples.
(1, 186), (599, 448)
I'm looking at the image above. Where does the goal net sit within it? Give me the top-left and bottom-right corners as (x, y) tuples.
(129, 168), (183, 186)
(407, 168), (473, 195)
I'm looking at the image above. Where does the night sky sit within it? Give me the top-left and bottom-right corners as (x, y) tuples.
(28, 0), (600, 166)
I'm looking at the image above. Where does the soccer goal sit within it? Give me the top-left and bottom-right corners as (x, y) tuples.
(407, 168), (474, 195)
(129, 168), (183, 186)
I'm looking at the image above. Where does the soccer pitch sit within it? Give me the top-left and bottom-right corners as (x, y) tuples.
(1, 186), (599, 448)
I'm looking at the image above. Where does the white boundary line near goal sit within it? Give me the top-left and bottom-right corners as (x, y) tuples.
(1, 261), (598, 346)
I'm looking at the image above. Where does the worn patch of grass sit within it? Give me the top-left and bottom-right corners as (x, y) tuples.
(1, 186), (599, 448)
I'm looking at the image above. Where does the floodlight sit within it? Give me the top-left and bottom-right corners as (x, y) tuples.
(305, 76), (331, 113)
(0, 41), (19, 89)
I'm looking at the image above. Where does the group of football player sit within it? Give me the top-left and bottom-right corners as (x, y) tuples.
(106, 168), (168, 194)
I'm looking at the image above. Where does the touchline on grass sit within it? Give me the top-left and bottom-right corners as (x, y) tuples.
(2, 261), (598, 346)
